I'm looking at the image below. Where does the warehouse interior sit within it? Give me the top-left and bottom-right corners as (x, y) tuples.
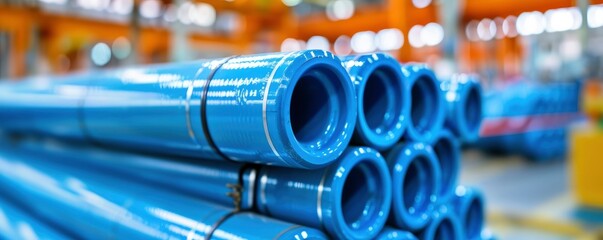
(0, 0), (602, 239)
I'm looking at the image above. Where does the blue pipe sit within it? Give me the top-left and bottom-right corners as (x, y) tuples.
(0, 148), (328, 239)
(376, 227), (417, 240)
(256, 147), (392, 239)
(341, 53), (409, 151)
(417, 205), (463, 240)
(402, 65), (445, 143)
(0, 196), (68, 240)
(440, 74), (483, 143)
(431, 130), (460, 204)
(0, 50), (357, 169)
(13, 138), (255, 210)
(452, 186), (485, 240)
(386, 142), (441, 231)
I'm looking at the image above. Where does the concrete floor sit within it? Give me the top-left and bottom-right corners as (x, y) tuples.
(460, 150), (603, 240)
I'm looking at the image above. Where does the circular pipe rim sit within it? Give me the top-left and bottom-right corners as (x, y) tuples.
(346, 54), (408, 150)
(322, 147), (392, 239)
(274, 50), (357, 168)
(420, 205), (464, 240)
(454, 79), (483, 143)
(402, 65), (445, 143)
(387, 142), (441, 231)
(454, 186), (486, 240)
(431, 130), (461, 203)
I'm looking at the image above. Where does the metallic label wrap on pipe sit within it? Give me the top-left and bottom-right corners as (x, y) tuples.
(376, 227), (417, 240)
(256, 147), (392, 239)
(431, 130), (460, 204)
(452, 186), (486, 240)
(0, 196), (69, 240)
(385, 142), (441, 231)
(401, 65), (445, 143)
(416, 205), (463, 240)
(0, 50), (357, 169)
(341, 53), (409, 151)
(0, 147), (327, 239)
(439, 74), (483, 143)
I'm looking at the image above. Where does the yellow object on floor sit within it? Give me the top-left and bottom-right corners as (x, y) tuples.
(571, 124), (603, 209)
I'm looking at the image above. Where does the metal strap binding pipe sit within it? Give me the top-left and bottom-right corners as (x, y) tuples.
(0, 50), (357, 169)
(452, 186), (485, 240)
(431, 130), (461, 204)
(440, 74), (483, 143)
(341, 53), (409, 151)
(256, 147), (392, 239)
(417, 205), (464, 240)
(375, 227), (417, 240)
(401, 65), (445, 143)
(385, 142), (441, 231)
(0, 196), (69, 240)
(0, 148), (328, 240)
(12, 139), (255, 210)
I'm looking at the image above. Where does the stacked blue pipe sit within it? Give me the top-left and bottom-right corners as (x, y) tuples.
(0, 50), (357, 169)
(0, 146), (329, 240)
(477, 80), (581, 160)
(0, 196), (68, 240)
(439, 74), (483, 143)
(402, 65), (446, 143)
(9, 139), (392, 239)
(341, 53), (409, 150)
(0, 51), (491, 239)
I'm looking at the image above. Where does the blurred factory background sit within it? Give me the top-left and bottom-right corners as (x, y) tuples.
(1, 0), (603, 239)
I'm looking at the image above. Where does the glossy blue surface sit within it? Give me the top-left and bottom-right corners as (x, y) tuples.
(385, 142), (440, 231)
(401, 65), (445, 143)
(0, 196), (68, 240)
(0, 75), (90, 140)
(0, 147), (328, 239)
(0, 50), (357, 169)
(431, 130), (460, 204)
(256, 147), (392, 239)
(440, 74), (483, 143)
(452, 186), (485, 240)
(341, 53), (408, 151)
(14, 139), (255, 209)
(417, 205), (463, 240)
(375, 227), (417, 240)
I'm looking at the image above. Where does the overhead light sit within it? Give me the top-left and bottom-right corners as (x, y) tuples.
(334, 35), (352, 55)
(306, 36), (330, 51)
(351, 31), (376, 53)
(517, 11), (545, 36)
(588, 5), (603, 28)
(376, 28), (404, 51)
(140, 0), (161, 18)
(465, 20), (480, 41)
(476, 19), (495, 41)
(502, 16), (518, 37)
(412, 0), (432, 9)
(408, 25), (424, 48)
(280, 38), (303, 52)
(91, 43), (112, 66)
(112, 37), (132, 60)
(192, 3), (217, 27)
(421, 22), (444, 46)
(282, 0), (302, 7)
(326, 0), (355, 21)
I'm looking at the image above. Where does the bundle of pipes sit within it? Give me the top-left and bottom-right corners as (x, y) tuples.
(0, 50), (488, 239)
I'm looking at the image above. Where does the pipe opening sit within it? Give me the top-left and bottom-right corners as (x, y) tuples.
(433, 138), (455, 196)
(464, 86), (482, 133)
(434, 218), (455, 240)
(466, 197), (484, 239)
(403, 156), (434, 215)
(363, 67), (402, 133)
(341, 160), (384, 229)
(410, 76), (436, 134)
(290, 65), (345, 149)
